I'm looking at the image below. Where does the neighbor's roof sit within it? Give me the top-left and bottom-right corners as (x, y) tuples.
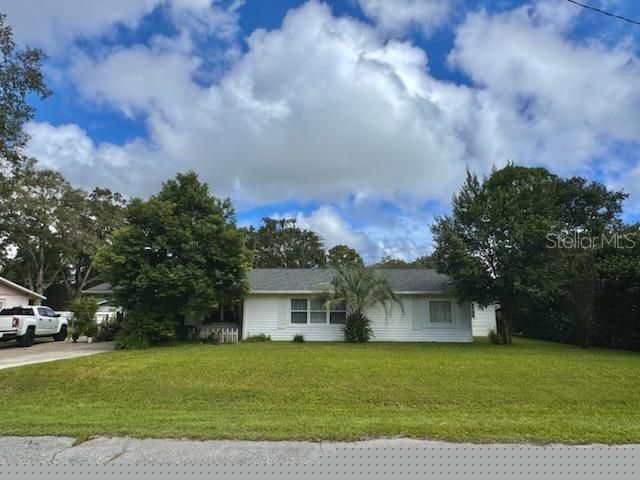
(0, 276), (46, 300)
(249, 268), (451, 294)
(82, 282), (116, 295)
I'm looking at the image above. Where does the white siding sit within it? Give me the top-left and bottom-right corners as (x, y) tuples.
(0, 284), (32, 310)
(243, 294), (473, 342)
(471, 303), (498, 336)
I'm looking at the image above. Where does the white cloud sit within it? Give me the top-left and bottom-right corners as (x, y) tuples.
(65, 1), (475, 207)
(289, 206), (374, 252)
(71, 44), (203, 119)
(3, 0), (162, 52)
(2, 0), (242, 53)
(449, 2), (640, 177)
(24, 122), (175, 196)
(358, 0), (451, 36)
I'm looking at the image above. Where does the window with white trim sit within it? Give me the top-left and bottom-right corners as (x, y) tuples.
(290, 299), (308, 324)
(310, 299), (327, 324)
(290, 298), (347, 325)
(430, 300), (453, 323)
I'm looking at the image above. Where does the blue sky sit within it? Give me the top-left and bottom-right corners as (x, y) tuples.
(4, 0), (640, 261)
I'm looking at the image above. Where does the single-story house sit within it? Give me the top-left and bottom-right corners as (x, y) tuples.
(81, 283), (123, 324)
(82, 269), (497, 341)
(243, 268), (496, 342)
(0, 276), (46, 310)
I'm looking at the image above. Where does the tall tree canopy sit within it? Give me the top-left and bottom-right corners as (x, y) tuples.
(326, 244), (363, 268)
(0, 167), (126, 297)
(0, 14), (50, 169)
(61, 187), (126, 299)
(247, 218), (326, 268)
(431, 165), (626, 345)
(96, 172), (250, 327)
(0, 167), (79, 294)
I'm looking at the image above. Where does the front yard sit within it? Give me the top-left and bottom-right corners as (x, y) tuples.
(0, 338), (639, 443)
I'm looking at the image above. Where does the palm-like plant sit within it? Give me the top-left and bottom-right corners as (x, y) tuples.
(322, 265), (403, 342)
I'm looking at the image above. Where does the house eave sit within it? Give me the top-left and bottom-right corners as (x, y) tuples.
(248, 289), (451, 295)
(0, 276), (46, 300)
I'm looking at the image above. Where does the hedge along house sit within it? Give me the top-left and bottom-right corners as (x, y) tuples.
(243, 269), (497, 342)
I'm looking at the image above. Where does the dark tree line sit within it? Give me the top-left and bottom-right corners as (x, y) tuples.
(243, 218), (365, 268)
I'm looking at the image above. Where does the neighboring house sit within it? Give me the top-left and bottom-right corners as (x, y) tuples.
(244, 269), (497, 342)
(83, 269), (497, 341)
(0, 276), (46, 310)
(81, 283), (123, 324)
(471, 302), (499, 337)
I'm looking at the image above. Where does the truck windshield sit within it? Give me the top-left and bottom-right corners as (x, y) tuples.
(0, 307), (34, 316)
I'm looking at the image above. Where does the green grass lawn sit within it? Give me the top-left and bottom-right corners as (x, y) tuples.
(0, 338), (639, 444)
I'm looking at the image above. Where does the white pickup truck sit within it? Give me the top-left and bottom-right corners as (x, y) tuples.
(0, 306), (68, 347)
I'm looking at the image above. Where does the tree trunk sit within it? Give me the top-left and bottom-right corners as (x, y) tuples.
(577, 311), (592, 348)
(502, 315), (513, 345)
(499, 302), (516, 345)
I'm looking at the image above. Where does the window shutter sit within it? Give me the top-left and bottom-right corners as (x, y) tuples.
(277, 297), (289, 329)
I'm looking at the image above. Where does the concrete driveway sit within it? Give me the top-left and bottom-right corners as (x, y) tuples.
(0, 339), (114, 369)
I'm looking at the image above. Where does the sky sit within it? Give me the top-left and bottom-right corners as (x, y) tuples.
(3, 0), (640, 262)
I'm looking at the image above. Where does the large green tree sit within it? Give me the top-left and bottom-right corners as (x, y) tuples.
(432, 165), (626, 345)
(61, 188), (126, 299)
(0, 14), (50, 171)
(0, 167), (81, 294)
(553, 178), (626, 347)
(96, 172), (250, 343)
(0, 169), (126, 299)
(247, 218), (326, 268)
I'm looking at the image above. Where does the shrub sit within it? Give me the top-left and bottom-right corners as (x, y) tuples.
(97, 316), (122, 342)
(114, 311), (175, 349)
(70, 296), (98, 339)
(244, 333), (271, 343)
(84, 320), (98, 339)
(199, 331), (221, 345)
(292, 334), (305, 343)
(322, 265), (402, 343)
(488, 329), (504, 345)
(343, 312), (373, 343)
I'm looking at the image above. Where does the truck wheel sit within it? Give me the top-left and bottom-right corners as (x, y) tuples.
(53, 325), (67, 342)
(17, 327), (35, 347)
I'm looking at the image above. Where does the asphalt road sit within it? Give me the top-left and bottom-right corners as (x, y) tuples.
(0, 339), (113, 369)
(0, 436), (636, 477)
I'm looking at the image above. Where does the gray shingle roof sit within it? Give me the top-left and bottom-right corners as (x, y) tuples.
(83, 270), (452, 295)
(82, 282), (115, 294)
(249, 268), (451, 293)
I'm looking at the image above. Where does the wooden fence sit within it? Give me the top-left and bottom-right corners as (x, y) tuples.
(197, 326), (240, 344)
